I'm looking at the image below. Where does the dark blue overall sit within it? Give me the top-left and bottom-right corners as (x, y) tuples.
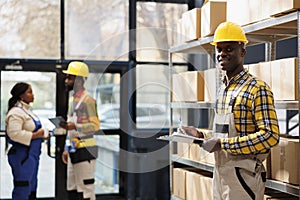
(7, 107), (42, 200)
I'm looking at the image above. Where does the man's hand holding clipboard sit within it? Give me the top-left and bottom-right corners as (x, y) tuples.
(48, 116), (67, 128)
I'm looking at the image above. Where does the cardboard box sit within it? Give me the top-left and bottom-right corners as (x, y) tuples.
(189, 128), (214, 164)
(263, 153), (271, 179)
(201, 0), (227, 37)
(189, 143), (215, 165)
(227, 0), (271, 26)
(176, 18), (183, 45)
(204, 68), (217, 102)
(248, 0), (270, 25)
(172, 168), (186, 199)
(271, 57), (298, 100)
(248, 61), (272, 88)
(172, 71), (204, 102)
(271, 137), (299, 185)
(177, 142), (190, 159)
(189, 143), (201, 161)
(182, 8), (201, 42)
(186, 171), (213, 200)
(226, 0), (250, 26)
(263, 0), (300, 17)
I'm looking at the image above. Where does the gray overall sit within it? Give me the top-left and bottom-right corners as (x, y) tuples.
(212, 78), (268, 200)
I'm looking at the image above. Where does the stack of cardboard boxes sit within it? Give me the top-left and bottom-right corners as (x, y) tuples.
(172, 69), (217, 102)
(173, 168), (213, 200)
(176, 0), (300, 44)
(178, 0), (226, 44)
(228, 0), (300, 27)
(248, 57), (298, 100)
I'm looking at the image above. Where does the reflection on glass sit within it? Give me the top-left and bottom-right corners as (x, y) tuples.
(0, 0), (60, 59)
(86, 73), (120, 194)
(65, 0), (129, 61)
(136, 64), (187, 129)
(1, 71), (56, 130)
(87, 73), (121, 130)
(136, 2), (187, 62)
(95, 135), (120, 194)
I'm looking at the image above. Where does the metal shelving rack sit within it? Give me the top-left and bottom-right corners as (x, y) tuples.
(169, 10), (300, 198)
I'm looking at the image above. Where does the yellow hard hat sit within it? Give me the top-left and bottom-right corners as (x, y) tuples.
(63, 61), (89, 77)
(211, 22), (248, 46)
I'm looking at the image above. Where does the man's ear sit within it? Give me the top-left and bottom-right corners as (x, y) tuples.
(241, 48), (246, 57)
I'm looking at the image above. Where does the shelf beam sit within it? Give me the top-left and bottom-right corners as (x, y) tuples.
(172, 155), (214, 172)
(169, 11), (299, 54)
(172, 155), (300, 197)
(243, 12), (298, 35)
(266, 180), (300, 197)
(170, 101), (299, 110)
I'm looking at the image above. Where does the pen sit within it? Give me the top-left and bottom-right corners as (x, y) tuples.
(179, 116), (182, 127)
(178, 116), (187, 135)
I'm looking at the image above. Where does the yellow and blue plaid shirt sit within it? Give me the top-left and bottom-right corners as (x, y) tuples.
(217, 70), (279, 155)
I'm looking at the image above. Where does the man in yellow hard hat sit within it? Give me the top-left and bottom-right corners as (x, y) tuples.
(60, 61), (100, 200)
(180, 22), (279, 199)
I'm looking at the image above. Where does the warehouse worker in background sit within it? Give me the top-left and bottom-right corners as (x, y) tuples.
(60, 61), (100, 200)
(179, 22), (280, 200)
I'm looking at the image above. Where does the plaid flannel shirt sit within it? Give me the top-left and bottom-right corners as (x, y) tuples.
(216, 70), (279, 155)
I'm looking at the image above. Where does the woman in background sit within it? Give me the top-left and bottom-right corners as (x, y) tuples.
(5, 82), (49, 200)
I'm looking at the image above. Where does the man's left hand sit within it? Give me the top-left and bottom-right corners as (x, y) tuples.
(60, 122), (76, 130)
(202, 137), (221, 153)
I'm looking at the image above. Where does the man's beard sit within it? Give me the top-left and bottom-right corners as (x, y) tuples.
(65, 84), (74, 92)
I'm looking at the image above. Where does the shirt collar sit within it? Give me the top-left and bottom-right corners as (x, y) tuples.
(73, 89), (85, 98)
(17, 100), (31, 110)
(222, 69), (248, 86)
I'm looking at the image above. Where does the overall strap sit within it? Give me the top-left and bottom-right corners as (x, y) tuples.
(16, 106), (41, 131)
(228, 78), (253, 113)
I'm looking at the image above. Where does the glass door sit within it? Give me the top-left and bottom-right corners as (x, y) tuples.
(0, 71), (57, 199)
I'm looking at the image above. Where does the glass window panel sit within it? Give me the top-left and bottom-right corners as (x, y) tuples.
(86, 72), (120, 194)
(136, 2), (187, 62)
(136, 64), (187, 129)
(1, 71), (56, 130)
(65, 0), (129, 61)
(95, 135), (120, 194)
(87, 73), (120, 130)
(0, 71), (56, 198)
(0, 0), (60, 59)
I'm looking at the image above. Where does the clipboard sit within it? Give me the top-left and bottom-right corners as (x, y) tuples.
(48, 116), (66, 128)
(157, 132), (204, 144)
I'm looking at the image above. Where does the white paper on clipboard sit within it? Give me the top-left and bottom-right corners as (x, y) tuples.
(157, 132), (204, 144)
(48, 116), (66, 128)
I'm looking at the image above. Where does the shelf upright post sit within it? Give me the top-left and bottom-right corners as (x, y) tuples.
(168, 49), (174, 197)
(207, 48), (217, 128)
(265, 41), (276, 62)
(168, 50), (174, 138)
(297, 9), (300, 197)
